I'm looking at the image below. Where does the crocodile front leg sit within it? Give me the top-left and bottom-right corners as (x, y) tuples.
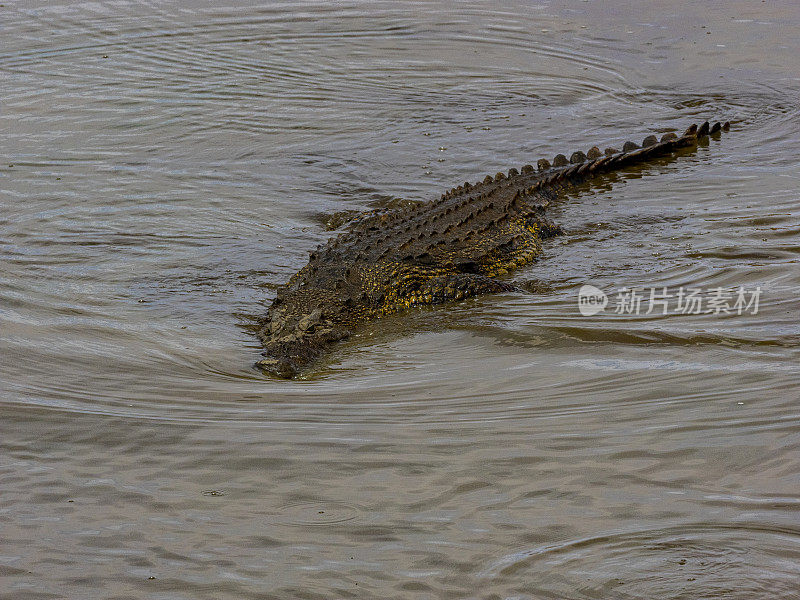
(419, 273), (520, 303)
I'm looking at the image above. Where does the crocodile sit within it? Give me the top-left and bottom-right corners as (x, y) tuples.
(257, 120), (729, 378)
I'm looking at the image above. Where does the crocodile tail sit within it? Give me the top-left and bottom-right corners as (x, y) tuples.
(533, 120), (730, 191)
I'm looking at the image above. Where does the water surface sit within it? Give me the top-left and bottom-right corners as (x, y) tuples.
(2, 1), (800, 598)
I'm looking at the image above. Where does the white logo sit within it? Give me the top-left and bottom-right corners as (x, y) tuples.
(578, 284), (608, 316)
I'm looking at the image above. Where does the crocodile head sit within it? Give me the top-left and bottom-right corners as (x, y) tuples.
(256, 307), (352, 378)
(256, 270), (355, 378)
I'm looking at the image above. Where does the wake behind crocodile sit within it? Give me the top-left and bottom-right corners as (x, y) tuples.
(257, 121), (730, 378)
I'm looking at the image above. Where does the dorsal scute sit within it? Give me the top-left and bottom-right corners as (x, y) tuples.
(622, 140), (639, 152)
(570, 151), (587, 164)
(642, 135), (658, 147)
(553, 154), (568, 167)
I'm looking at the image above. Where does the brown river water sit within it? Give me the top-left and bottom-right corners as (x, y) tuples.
(2, 1), (800, 598)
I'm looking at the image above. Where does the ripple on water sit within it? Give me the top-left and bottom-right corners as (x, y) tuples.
(479, 523), (800, 599)
(271, 501), (362, 527)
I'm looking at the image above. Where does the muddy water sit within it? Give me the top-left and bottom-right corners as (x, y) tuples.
(2, 1), (800, 598)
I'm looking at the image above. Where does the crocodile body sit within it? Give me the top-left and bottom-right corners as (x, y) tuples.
(257, 121), (729, 378)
